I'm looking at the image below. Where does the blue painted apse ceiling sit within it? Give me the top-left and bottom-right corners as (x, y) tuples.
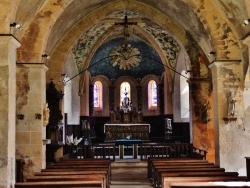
(88, 37), (165, 80)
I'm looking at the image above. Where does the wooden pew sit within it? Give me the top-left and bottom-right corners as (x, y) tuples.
(148, 157), (207, 179)
(15, 180), (103, 188)
(170, 181), (250, 188)
(33, 171), (108, 188)
(150, 163), (220, 184)
(156, 171), (239, 188)
(34, 170), (108, 176)
(40, 158), (111, 188)
(26, 175), (106, 188)
(41, 167), (110, 187)
(153, 168), (226, 188)
(162, 176), (248, 188)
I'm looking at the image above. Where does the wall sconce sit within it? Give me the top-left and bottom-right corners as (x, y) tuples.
(208, 51), (216, 56)
(42, 54), (50, 59)
(35, 113), (42, 119)
(60, 73), (68, 83)
(243, 19), (250, 26)
(10, 22), (21, 29)
(42, 139), (51, 145)
(223, 117), (237, 124)
(17, 114), (24, 120)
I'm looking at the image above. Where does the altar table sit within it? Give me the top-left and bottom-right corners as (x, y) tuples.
(104, 123), (150, 142)
(115, 139), (142, 159)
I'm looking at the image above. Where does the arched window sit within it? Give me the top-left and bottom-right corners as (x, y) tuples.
(148, 80), (157, 110)
(120, 82), (131, 107)
(180, 70), (190, 118)
(93, 81), (103, 110)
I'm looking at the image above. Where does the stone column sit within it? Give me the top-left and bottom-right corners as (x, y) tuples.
(0, 35), (20, 188)
(243, 35), (250, 130)
(209, 60), (242, 166)
(163, 71), (173, 115)
(16, 63), (48, 178)
(79, 71), (90, 116)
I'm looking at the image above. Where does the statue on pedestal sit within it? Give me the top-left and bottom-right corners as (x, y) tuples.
(227, 91), (237, 117)
(120, 92), (132, 113)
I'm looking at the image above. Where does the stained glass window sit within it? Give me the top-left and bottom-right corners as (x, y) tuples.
(93, 81), (103, 110)
(148, 80), (157, 110)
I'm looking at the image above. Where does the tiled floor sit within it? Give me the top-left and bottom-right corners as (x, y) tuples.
(110, 159), (153, 188)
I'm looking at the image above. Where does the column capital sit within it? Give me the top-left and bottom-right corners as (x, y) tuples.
(16, 63), (49, 72)
(243, 33), (250, 45)
(208, 60), (241, 69)
(0, 34), (21, 48)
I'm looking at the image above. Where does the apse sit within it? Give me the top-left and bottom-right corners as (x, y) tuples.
(88, 37), (165, 79)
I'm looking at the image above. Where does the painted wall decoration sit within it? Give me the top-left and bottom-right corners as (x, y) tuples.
(109, 43), (142, 70)
(71, 10), (181, 75)
(141, 24), (181, 69)
(88, 37), (164, 80)
(71, 23), (113, 72)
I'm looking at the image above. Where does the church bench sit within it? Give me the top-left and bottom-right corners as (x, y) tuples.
(47, 163), (110, 168)
(26, 175), (106, 188)
(40, 168), (110, 187)
(34, 170), (108, 176)
(153, 168), (226, 187)
(169, 181), (250, 188)
(59, 158), (112, 162)
(41, 167), (109, 172)
(150, 163), (220, 182)
(156, 171), (239, 188)
(147, 157), (207, 178)
(15, 180), (103, 188)
(33, 171), (109, 187)
(162, 176), (248, 188)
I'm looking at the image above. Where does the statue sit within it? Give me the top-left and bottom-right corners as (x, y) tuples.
(121, 92), (132, 113)
(227, 91), (236, 117)
(43, 103), (50, 126)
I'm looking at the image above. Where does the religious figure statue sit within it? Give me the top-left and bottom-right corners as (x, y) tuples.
(43, 103), (50, 126)
(121, 92), (132, 113)
(227, 91), (236, 117)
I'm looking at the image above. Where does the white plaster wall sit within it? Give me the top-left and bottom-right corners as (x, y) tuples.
(173, 49), (190, 122)
(64, 54), (80, 124)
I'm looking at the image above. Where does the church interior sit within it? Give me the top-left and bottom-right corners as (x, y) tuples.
(1, 0), (250, 187)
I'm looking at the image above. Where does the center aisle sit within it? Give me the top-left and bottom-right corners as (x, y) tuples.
(110, 159), (153, 188)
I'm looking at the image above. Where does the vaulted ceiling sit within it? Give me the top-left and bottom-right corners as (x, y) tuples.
(3, 0), (250, 83)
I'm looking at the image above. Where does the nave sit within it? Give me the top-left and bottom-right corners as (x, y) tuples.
(15, 156), (250, 188)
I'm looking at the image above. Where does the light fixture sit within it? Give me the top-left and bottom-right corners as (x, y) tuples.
(208, 51), (216, 56)
(60, 73), (68, 83)
(243, 19), (250, 26)
(42, 54), (50, 59)
(10, 22), (21, 29)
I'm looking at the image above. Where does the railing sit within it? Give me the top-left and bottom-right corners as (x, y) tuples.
(63, 144), (116, 160)
(138, 143), (207, 160)
(63, 143), (206, 161)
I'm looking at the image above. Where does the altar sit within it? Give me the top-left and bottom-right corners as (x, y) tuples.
(104, 123), (150, 142)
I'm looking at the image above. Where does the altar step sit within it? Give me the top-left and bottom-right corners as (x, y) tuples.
(110, 160), (153, 188)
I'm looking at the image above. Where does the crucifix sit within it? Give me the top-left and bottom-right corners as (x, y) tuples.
(115, 14), (137, 48)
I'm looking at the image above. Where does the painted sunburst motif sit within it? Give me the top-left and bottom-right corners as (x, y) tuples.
(110, 44), (142, 70)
